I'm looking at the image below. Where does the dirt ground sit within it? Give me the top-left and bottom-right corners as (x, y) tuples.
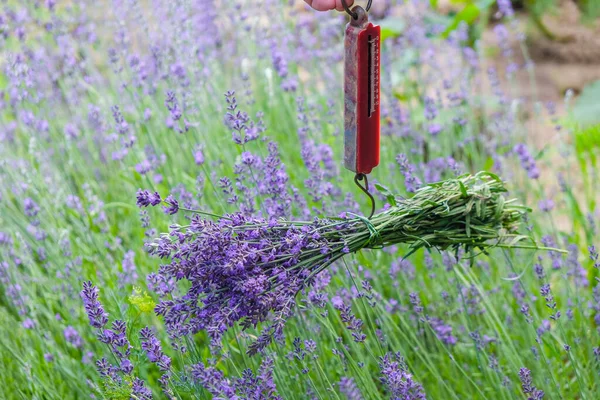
(421, 0), (599, 228)
(480, 0), (600, 228)
(485, 0), (600, 149)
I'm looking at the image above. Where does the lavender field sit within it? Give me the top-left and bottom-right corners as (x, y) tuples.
(1, 0), (599, 399)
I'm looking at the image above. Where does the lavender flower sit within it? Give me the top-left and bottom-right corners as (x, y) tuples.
(538, 199), (554, 213)
(409, 292), (423, 314)
(80, 283), (148, 392)
(23, 198), (40, 217)
(334, 299), (367, 343)
(22, 318), (36, 329)
(162, 195), (179, 215)
(131, 378), (153, 400)
(191, 361), (237, 398)
(192, 357), (281, 399)
(193, 147), (205, 165)
(513, 144), (540, 180)
(396, 154), (422, 193)
(165, 91), (187, 133)
(518, 368), (545, 400)
(520, 304), (532, 323)
(236, 357), (281, 399)
(80, 281), (108, 328)
(589, 245), (600, 270)
(339, 376), (362, 400)
(540, 284), (560, 321)
(379, 352), (426, 399)
(136, 190), (161, 207)
(496, 0), (514, 18)
(224, 91), (260, 144)
(536, 320), (551, 337)
(64, 326), (83, 349)
(429, 318), (457, 345)
(140, 327), (171, 372)
(534, 262), (545, 280)
(541, 236), (562, 269)
(97, 320), (132, 362)
(118, 250), (138, 287)
(566, 244), (588, 287)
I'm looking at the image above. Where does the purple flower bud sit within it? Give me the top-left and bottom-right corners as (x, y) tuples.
(22, 318), (35, 329)
(64, 326), (83, 349)
(136, 189), (161, 207)
(194, 148), (205, 165)
(513, 144), (540, 180)
(23, 198), (40, 217)
(538, 199), (554, 212)
(379, 352), (426, 399)
(80, 281), (108, 329)
(496, 0), (514, 17)
(162, 195), (179, 215)
(339, 377), (362, 400)
(428, 123), (443, 136)
(120, 359), (133, 374)
(518, 368), (544, 400)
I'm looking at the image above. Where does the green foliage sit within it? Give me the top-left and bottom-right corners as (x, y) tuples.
(442, 3), (482, 38)
(128, 287), (156, 314)
(102, 377), (133, 400)
(571, 80), (600, 127)
(526, 0), (558, 17)
(379, 17), (406, 41)
(580, 0), (600, 20)
(574, 124), (600, 153)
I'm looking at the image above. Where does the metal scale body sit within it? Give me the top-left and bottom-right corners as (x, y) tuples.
(343, 5), (381, 176)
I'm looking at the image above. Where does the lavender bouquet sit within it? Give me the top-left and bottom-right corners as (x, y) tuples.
(146, 171), (534, 354)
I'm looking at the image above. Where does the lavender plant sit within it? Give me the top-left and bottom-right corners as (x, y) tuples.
(0, 0), (598, 399)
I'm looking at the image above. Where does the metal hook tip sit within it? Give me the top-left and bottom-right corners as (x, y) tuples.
(354, 173), (375, 219)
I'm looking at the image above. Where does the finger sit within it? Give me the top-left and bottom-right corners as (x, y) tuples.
(335, 0), (353, 12)
(309, 0), (337, 11)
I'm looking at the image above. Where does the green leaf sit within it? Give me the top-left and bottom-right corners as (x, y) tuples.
(458, 180), (468, 197)
(477, 171), (501, 182)
(483, 157), (494, 172)
(475, 0), (496, 9)
(378, 17), (406, 42)
(374, 183), (397, 206)
(441, 3), (481, 39)
(580, 0), (600, 19)
(571, 80), (600, 127)
(465, 212), (471, 237)
(533, 144), (549, 161)
(574, 124), (600, 154)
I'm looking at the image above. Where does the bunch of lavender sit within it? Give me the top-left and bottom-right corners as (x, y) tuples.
(146, 171), (542, 354)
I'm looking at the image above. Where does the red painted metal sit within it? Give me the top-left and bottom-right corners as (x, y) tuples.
(344, 7), (380, 175)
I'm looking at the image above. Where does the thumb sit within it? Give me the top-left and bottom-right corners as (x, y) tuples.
(304, 0), (354, 12)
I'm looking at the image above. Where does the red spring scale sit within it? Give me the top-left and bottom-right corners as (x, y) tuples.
(344, 5), (380, 175)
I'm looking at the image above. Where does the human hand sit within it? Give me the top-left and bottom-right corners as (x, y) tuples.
(303, 0), (354, 12)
